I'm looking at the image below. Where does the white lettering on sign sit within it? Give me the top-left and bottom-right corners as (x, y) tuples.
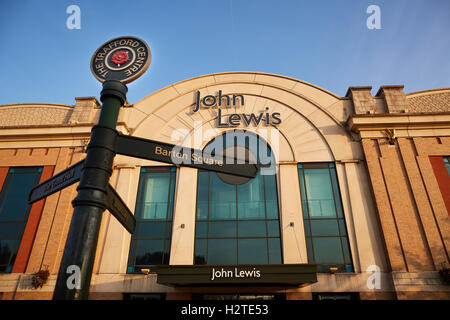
(210, 267), (261, 281)
(155, 145), (224, 166)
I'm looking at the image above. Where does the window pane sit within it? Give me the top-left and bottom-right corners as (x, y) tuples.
(140, 172), (171, 220)
(238, 239), (268, 264)
(209, 221), (236, 238)
(0, 240), (15, 266)
(268, 238), (282, 264)
(210, 174), (236, 220)
(196, 172), (209, 220)
(128, 240), (138, 268)
(338, 219), (347, 236)
(141, 203), (167, 220)
(444, 157), (450, 176)
(237, 175), (265, 219)
(298, 170), (309, 218)
(237, 200), (266, 220)
(164, 222), (173, 239)
(0, 168), (41, 221)
(265, 171), (279, 220)
(167, 172), (175, 220)
(196, 201), (208, 220)
(265, 200), (278, 219)
(303, 168), (336, 218)
(0, 222), (23, 240)
(163, 240), (171, 264)
(312, 238), (344, 265)
(238, 221), (266, 237)
(138, 222), (166, 239)
(194, 239), (207, 264)
(304, 220), (311, 237)
(305, 237), (314, 263)
(341, 237), (352, 265)
(135, 240), (165, 265)
(310, 220), (340, 236)
(197, 172), (209, 198)
(267, 220), (280, 237)
(195, 221), (208, 238)
(264, 174), (278, 202)
(330, 168), (344, 218)
(301, 201), (309, 219)
(208, 239), (237, 264)
(142, 173), (170, 203)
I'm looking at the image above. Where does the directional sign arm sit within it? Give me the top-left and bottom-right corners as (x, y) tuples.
(115, 134), (258, 178)
(105, 183), (136, 234)
(28, 159), (85, 204)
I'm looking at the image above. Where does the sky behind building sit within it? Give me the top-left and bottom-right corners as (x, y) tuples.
(0, 0), (449, 105)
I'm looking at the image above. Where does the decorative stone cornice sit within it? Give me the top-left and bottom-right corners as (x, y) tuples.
(347, 112), (450, 138)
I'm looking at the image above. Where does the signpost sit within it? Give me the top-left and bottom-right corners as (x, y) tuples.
(28, 36), (258, 300)
(28, 159), (85, 204)
(115, 132), (258, 178)
(105, 184), (136, 234)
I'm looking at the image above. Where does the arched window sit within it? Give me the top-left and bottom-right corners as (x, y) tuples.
(194, 130), (282, 265)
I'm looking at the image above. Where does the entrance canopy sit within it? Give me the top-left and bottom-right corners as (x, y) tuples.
(156, 264), (317, 286)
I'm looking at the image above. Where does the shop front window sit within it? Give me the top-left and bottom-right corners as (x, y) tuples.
(298, 163), (353, 272)
(127, 167), (176, 273)
(0, 167), (42, 272)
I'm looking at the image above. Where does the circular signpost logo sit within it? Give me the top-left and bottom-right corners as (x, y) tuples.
(90, 36), (151, 84)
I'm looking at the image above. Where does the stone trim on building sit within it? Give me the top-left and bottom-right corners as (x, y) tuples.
(0, 72), (448, 300)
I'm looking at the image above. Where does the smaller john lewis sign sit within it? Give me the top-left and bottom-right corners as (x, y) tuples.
(156, 264), (317, 286)
(210, 267), (261, 281)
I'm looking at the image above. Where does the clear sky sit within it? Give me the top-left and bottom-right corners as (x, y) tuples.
(0, 0), (449, 105)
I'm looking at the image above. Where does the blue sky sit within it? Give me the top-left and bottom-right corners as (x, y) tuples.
(0, 0), (449, 105)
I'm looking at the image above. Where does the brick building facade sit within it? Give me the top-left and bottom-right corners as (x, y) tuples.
(0, 72), (448, 300)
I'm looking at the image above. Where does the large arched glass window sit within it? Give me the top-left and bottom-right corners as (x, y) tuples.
(194, 131), (282, 265)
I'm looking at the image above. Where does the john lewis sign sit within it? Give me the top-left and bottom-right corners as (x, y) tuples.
(210, 267), (261, 281)
(193, 90), (282, 127)
(156, 264), (317, 286)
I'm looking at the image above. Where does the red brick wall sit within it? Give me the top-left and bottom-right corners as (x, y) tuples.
(362, 137), (450, 272)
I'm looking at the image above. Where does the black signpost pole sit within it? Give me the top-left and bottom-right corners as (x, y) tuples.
(53, 80), (127, 300)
